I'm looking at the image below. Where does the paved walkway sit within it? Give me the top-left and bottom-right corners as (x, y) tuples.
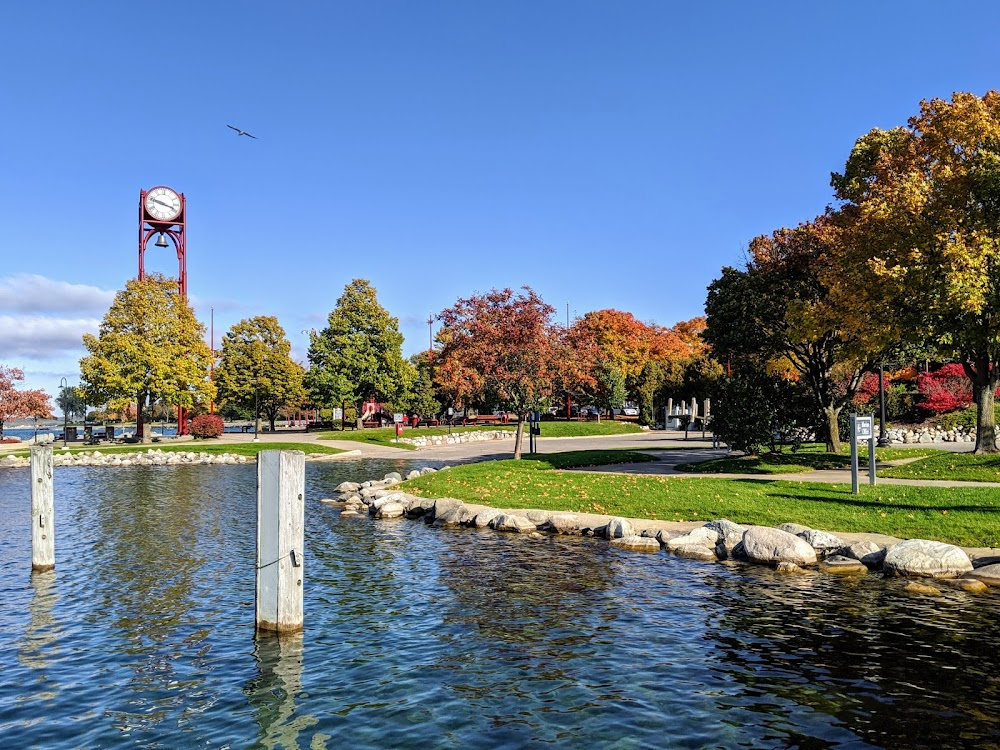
(6, 425), (996, 489)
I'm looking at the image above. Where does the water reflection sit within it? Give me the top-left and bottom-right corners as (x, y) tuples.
(246, 632), (324, 749)
(701, 566), (1000, 749)
(16, 571), (61, 703)
(4, 459), (1000, 749)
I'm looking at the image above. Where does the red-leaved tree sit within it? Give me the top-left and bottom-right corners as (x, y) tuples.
(436, 287), (569, 459)
(0, 366), (54, 440)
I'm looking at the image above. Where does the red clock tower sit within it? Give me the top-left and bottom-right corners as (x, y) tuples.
(138, 186), (190, 436)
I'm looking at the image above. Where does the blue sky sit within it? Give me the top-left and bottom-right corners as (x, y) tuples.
(2, 1), (999, 395)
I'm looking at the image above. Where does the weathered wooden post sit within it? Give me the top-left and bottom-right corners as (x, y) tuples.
(256, 450), (305, 633)
(31, 446), (54, 572)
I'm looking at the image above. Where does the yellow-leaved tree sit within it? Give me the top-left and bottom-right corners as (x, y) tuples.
(80, 275), (215, 439)
(831, 91), (1000, 453)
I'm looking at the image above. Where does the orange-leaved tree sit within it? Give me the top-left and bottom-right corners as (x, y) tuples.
(436, 287), (567, 459)
(568, 309), (691, 418)
(0, 366), (54, 440)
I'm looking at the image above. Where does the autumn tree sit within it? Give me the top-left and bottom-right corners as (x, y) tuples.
(567, 309), (691, 415)
(215, 316), (306, 432)
(0, 366), (53, 439)
(705, 218), (879, 452)
(830, 91), (1000, 453)
(79, 275), (215, 441)
(306, 279), (412, 421)
(436, 287), (564, 458)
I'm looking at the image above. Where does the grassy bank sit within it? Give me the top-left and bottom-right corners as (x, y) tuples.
(317, 420), (643, 450)
(882, 452), (1000, 483)
(676, 444), (943, 475)
(401, 454), (1000, 547)
(12, 442), (345, 459)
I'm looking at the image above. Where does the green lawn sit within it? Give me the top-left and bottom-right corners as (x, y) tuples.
(317, 420), (643, 449)
(400, 453), (1000, 547)
(13, 442), (345, 459)
(881, 452), (1000, 483)
(677, 443), (943, 475)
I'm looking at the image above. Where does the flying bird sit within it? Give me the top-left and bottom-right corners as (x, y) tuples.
(227, 124), (257, 139)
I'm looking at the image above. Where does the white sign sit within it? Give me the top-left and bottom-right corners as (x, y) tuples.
(393, 413), (404, 424)
(854, 416), (873, 441)
(332, 408), (343, 420)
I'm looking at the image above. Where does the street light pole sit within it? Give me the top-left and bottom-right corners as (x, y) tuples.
(59, 377), (68, 448)
(877, 359), (891, 447)
(253, 390), (260, 443)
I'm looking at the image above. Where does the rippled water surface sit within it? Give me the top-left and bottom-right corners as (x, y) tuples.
(2, 460), (999, 749)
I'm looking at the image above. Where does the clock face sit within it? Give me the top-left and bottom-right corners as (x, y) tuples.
(144, 186), (181, 222)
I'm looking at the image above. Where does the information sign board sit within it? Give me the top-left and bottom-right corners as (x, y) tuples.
(854, 417), (873, 442)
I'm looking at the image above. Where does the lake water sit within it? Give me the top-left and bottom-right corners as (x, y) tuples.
(1, 460), (999, 749)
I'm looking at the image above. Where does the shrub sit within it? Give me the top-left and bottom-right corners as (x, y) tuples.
(190, 414), (224, 439)
(917, 364), (972, 415)
(710, 365), (811, 455)
(934, 404), (1000, 433)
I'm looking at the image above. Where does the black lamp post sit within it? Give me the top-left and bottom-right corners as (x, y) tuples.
(877, 359), (891, 447)
(60, 377), (68, 448)
(253, 390), (260, 443)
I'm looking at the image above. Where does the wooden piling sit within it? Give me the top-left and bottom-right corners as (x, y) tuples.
(256, 450), (305, 633)
(31, 446), (54, 572)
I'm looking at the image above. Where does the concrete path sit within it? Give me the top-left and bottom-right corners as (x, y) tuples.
(8, 425), (996, 489)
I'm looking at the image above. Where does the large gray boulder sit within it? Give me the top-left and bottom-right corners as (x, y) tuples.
(798, 529), (845, 556)
(428, 498), (465, 523)
(742, 527), (818, 567)
(665, 527), (719, 549)
(883, 539), (973, 579)
(471, 507), (503, 528)
(433, 503), (471, 526)
(335, 481), (361, 493)
(705, 519), (746, 539)
(839, 540), (886, 568)
(964, 562), (1000, 587)
(656, 529), (687, 545)
(375, 501), (406, 519)
(610, 535), (661, 553)
(490, 514), (536, 533)
(525, 509), (551, 525)
(543, 513), (581, 535)
(383, 471), (403, 483)
(671, 544), (719, 561)
(606, 517), (634, 539)
(403, 495), (437, 517)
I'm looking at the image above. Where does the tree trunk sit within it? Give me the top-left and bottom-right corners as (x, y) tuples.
(269, 415), (277, 432)
(513, 414), (525, 459)
(822, 405), (841, 453)
(973, 374), (999, 454)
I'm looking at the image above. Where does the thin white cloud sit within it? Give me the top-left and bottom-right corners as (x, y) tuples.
(0, 274), (115, 314)
(0, 315), (99, 359)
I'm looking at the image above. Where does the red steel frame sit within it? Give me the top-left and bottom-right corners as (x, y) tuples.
(138, 186), (190, 436)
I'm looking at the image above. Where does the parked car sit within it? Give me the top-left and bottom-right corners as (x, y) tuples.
(622, 406), (639, 416)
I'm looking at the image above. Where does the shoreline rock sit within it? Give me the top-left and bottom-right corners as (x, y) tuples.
(333, 469), (998, 595)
